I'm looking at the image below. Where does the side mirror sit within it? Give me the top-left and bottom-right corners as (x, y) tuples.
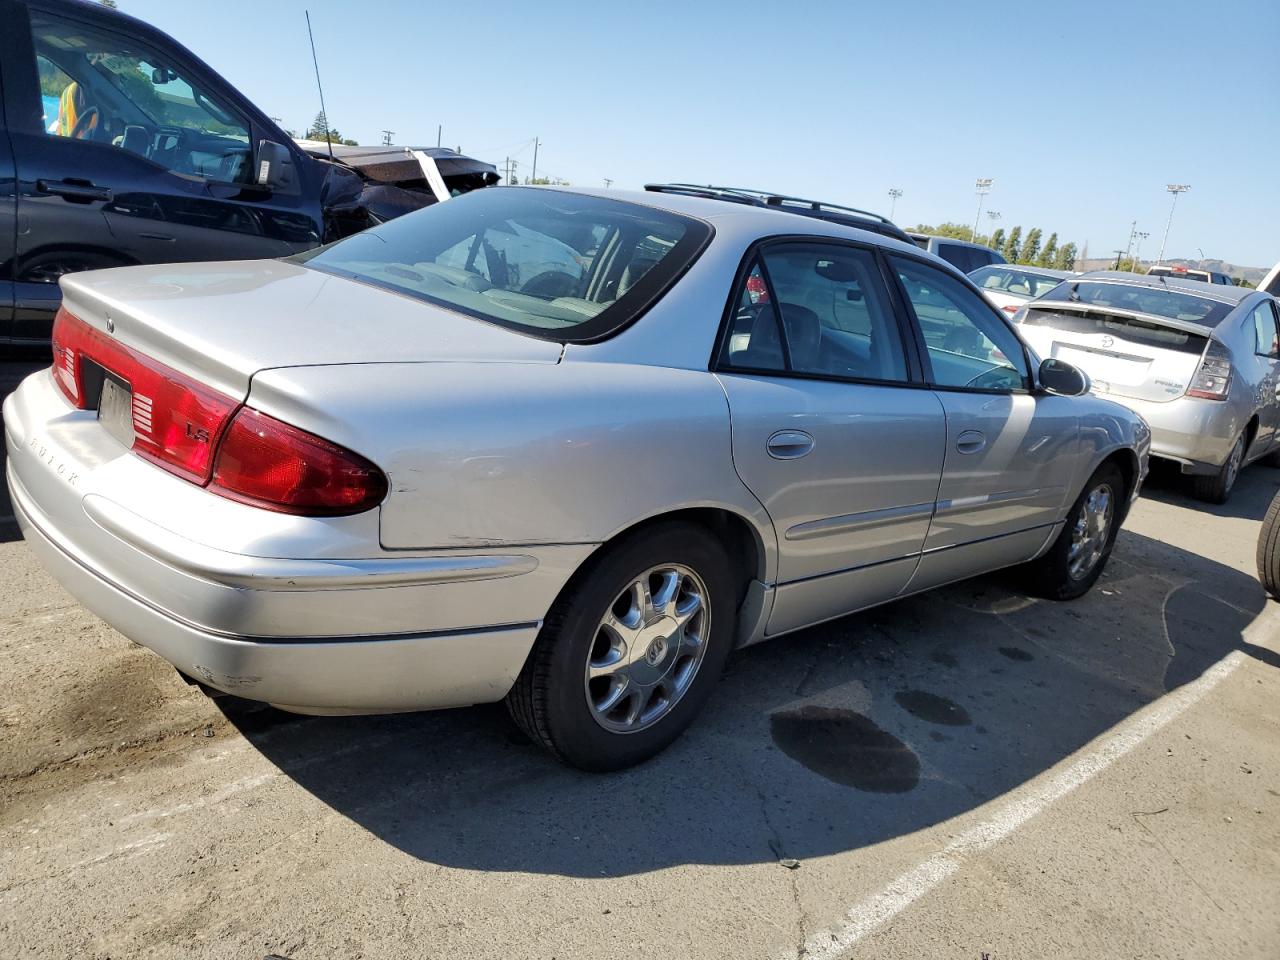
(255, 140), (296, 191)
(1038, 357), (1090, 397)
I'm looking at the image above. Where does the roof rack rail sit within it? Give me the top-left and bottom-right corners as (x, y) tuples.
(644, 183), (896, 226)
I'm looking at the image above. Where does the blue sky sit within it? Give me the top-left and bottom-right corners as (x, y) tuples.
(115, 0), (1278, 267)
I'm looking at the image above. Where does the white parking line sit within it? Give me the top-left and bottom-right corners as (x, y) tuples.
(781, 638), (1260, 960)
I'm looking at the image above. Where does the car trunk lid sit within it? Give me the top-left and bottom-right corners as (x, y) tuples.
(1018, 301), (1212, 403)
(57, 259), (562, 400)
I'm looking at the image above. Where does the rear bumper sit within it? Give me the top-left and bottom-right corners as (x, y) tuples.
(13, 481), (539, 711)
(1097, 392), (1243, 474)
(4, 370), (595, 712)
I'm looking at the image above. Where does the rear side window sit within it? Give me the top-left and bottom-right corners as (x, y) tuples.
(718, 243), (909, 383)
(300, 189), (711, 342)
(892, 256), (1028, 391)
(1253, 301), (1280, 358)
(970, 266), (1064, 298)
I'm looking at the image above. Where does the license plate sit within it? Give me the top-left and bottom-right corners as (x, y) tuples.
(98, 375), (136, 449)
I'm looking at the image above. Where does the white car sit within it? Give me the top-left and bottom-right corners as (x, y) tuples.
(969, 265), (1074, 317)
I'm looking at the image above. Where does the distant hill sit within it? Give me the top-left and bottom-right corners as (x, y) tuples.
(1075, 257), (1269, 285)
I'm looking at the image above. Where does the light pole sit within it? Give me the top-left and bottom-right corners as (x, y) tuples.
(1123, 219), (1137, 262)
(986, 210), (1001, 247)
(1155, 184), (1190, 266)
(1133, 231), (1149, 272)
(972, 178), (993, 243)
(888, 188), (903, 220)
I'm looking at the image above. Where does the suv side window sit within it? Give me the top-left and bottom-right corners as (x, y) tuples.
(891, 256), (1029, 391)
(719, 243), (909, 383)
(1253, 301), (1280, 358)
(29, 12), (254, 184)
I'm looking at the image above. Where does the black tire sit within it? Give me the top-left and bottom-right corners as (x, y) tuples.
(1191, 433), (1244, 504)
(1021, 462), (1126, 601)
(1262, 448), (1280, 469)
(505, 521), (737, 772)
(1256, 489), (1280, 600)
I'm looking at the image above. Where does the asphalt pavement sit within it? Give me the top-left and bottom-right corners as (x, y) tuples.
(1, 360), (1277, 960)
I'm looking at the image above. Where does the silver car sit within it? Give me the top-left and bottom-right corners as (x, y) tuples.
(5, 188), (1149, 770)
(1015, 272), (1280, 503)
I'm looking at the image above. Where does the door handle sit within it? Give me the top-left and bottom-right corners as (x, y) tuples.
(37, 178), (113, 204)
(956, 430), (986, 454)
(766, 430), (815, 460)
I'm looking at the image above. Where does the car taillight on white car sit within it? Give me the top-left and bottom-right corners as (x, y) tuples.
(1187, 340), (1233, 401)
(51, 308), (387, 515)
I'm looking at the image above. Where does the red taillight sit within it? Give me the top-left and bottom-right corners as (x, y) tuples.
(210, 408), (387, 516)
(50, 308), (238, 482)
(51, 308), (386, 515)
(1002, 304), (1019, 314)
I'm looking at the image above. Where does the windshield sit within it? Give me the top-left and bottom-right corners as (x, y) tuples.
(299, 189), (710, 341)
(970, 266), (1064, 298)
(1037, 280), (1234, 326)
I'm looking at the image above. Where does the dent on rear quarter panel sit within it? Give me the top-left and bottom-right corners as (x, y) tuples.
(247, 361), (775, 561)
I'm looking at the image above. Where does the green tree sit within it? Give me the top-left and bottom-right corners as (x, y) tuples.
(989, 227), (1006, 252)
(99, 0), (119, 7)
(1038, 232), (1058, 267)
(1020, 228), (1042, 265)
(1002, 226), (1022, 263)
(909, 222), (975, 242)
(1055, 242), (1077, 271)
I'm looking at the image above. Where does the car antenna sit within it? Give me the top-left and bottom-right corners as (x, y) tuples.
(305, 10), (335, 162)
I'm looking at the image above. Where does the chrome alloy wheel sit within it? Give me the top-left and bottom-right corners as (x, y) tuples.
(584, 564), (710, 734)
(1068, 482), (1115, 580)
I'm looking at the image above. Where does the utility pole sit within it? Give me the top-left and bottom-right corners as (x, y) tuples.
(1112, 249), (1127, 270)
(972, 178), (993, 244)
(603, 178), (614, 188)
(1123, 219), (1137, 262)
(381, 129), (394, 146)
(888, 187), (903, 220)
(509, 159), (518, 185)
(436, 124), (442, 148)
(1155, 184), (1190, 266)
(985, 210), (1001, 247)
(531, 138), (540, 184)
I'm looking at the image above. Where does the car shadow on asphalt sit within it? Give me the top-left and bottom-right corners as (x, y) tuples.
(1139, 457), (1279, 522)
(220, 522), (1276, 878)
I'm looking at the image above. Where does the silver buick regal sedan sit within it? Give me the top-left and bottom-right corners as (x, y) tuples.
(4, 187), (1150, 770)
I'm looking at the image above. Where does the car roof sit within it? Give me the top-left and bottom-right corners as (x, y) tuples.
(976, 264), (1074, 278)
(640, 183), (913, 242)
(1072, 270), (1254, 305)
(546, 187), (928, 259)
(908, 233), (993, 251)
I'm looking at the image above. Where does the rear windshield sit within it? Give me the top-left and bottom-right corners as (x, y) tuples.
(1036, 280), (1233, 326)
(298, 189), (711, 342)
(970, 266), (1063, 298)
(1022, 308), (1210, 355)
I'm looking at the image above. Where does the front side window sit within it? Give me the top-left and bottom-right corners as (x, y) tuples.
(718, 243), (908, 383)
(300, 189), (710, 341)
(1253, 302), (1280, 358)
(892, 256), (1028, 391)
(30, 12), (253, 183)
